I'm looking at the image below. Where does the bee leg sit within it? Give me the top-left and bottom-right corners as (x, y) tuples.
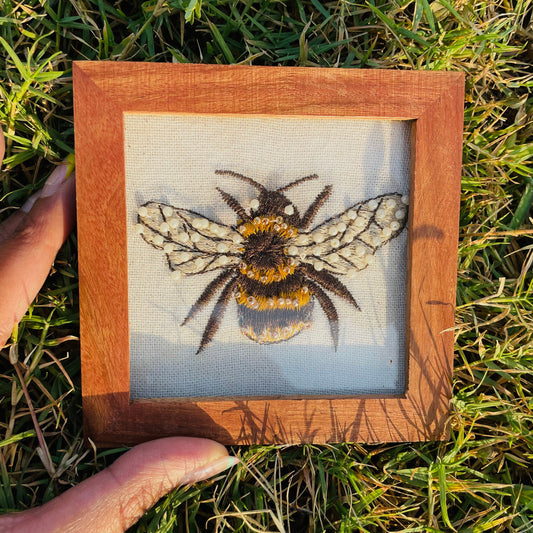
(308, 281), (339, 350)
(302, 266), (361, 311)
(181, 269), (236, 326)
(196, 276), (239, 354)
(300, 185), (333, 229)
(216, 187), (250, 221)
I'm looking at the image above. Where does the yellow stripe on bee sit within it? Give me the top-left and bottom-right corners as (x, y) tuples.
(238, 216), (298, 240)
(241, 322), (311, 344)
(234, 286), (311, 310)
(239, 259), (297, 284)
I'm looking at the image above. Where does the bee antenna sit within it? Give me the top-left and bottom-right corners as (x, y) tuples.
(215, 170), (266, 192)
(277, 174), (319, 192)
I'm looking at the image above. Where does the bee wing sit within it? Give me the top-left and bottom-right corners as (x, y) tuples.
(136, 202), (242, 276)
(289, 193), (408, 275)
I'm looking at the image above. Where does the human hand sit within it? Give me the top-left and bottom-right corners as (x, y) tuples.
(0, 437), (237, 532)
(0, 134), (76, 348)
(0, 136), (237, 531)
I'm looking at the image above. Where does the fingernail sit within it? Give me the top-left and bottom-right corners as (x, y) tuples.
(180, 456), (239, 485)
(41, 164), (69, 198)
(20, 191), (42, 213)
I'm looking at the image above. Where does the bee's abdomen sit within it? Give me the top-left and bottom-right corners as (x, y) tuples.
(235, 277), (313, 344)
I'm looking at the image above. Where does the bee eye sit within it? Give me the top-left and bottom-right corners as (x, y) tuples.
(250, 199), (260, 210)
(284, 204), (294, 215)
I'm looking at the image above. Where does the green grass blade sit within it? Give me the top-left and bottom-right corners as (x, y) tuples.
(367, 4), (430, 48)
(507, 178), (533, 230)
(206, 18), (236, 63)
(436, 461), (454, 530)
(0, 430), (36, 448)
(309, 0), (330, 19)
(0, 36), (29, 78)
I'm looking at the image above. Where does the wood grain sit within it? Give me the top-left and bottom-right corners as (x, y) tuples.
(73, 63), (464, 446)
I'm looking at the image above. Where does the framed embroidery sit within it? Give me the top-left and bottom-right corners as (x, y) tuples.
(74, 63), (464, 446)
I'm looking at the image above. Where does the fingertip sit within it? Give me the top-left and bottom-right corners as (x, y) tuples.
(113, 436), (231, 478)
(17, 173), (76, 253)
(102, 437), (236, 527)
(41, 163), (70, 198)
(180, 455), (240, 485)
(108, 436), (236, 491)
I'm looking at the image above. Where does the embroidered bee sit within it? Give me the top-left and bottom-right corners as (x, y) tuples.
(136, 170), (408, 354)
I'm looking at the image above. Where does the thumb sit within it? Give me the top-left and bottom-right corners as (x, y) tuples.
(1, 437), (237, 533)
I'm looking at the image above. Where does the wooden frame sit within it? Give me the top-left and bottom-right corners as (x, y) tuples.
(73, 62), (464, 446)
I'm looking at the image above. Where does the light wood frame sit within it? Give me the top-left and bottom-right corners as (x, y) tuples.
(73, 62), (464, 446)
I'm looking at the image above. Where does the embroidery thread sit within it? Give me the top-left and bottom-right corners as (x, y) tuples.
(136, 170), (408, 353)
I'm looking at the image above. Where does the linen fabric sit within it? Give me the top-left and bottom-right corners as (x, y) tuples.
(124, 114), (410, 399)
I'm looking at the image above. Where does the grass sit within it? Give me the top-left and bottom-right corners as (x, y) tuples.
(0, 0), (532, 531)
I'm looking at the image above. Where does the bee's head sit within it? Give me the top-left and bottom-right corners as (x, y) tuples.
(253, 189), (299, 222)
(215, 170), (320, 224)
(255, 173), (320, 222)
